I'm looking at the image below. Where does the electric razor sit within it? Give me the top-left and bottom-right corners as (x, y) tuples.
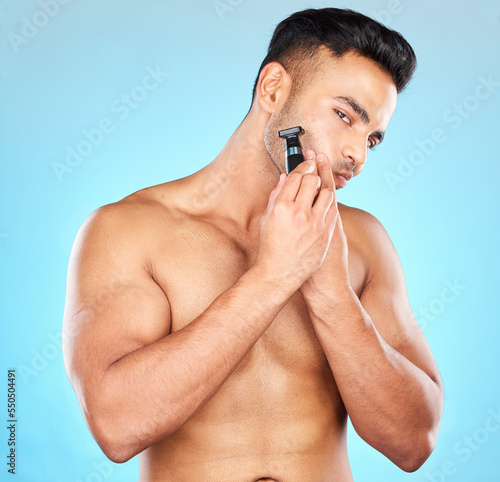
(278, 126), (305, 174)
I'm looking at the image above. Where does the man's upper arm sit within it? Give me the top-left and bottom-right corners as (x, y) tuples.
(356, 210), (441, 384)
(63, 203), (171, 399)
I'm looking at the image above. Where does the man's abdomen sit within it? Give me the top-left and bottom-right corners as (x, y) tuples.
(139, 310), (353, 482)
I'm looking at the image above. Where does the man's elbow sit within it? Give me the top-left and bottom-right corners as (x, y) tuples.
(93, 413), (181, 464)
(83, 391), (182, 464)
(85, 406), (139, 464)
(393, 426), (439, 472)
(98, 437), (134, 465)
(396, 384), (444, 471)
(71, 379), (145, 464)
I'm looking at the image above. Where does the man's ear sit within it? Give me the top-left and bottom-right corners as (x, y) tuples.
(255, 62), (292, 114)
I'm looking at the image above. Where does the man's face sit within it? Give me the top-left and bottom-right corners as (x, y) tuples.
(264, 49), (398, 189)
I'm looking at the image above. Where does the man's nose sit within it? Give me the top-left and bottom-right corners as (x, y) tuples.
(341, 136), (367, 173)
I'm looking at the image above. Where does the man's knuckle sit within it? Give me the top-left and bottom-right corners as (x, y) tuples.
(287, 172), (302, 182)
(273, 200), (288, 213)
(295, 207), (309, 223)
(302, 173), (320, 187)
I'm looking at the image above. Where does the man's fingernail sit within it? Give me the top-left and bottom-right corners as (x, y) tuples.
(317, 154), (325, 162)
(305, 150), (314, 160)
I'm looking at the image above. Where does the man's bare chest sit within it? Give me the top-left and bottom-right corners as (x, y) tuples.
(150, 217), (365, 367)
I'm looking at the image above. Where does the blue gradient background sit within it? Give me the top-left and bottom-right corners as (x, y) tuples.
(1, 1), (499, 481)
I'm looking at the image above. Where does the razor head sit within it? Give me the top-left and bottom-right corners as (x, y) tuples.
(278, 126), (306, 174)
(278, 126), (304, 138)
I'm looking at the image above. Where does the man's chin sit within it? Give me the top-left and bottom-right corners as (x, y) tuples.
(334, 175), (349, 189)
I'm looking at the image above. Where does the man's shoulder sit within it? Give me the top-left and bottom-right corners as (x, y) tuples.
(78, 182), (187, 250)
(338, 202), (396, 265)
(338, 202), (387, 239)
(338, 201), (403, 290)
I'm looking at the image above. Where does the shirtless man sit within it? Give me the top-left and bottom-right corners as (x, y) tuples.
(63, 8), (444, 481)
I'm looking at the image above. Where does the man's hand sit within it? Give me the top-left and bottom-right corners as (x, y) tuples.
(255, 157), (336, 291)
(298, 150), (352, 300)
(293, 150), (444, 470)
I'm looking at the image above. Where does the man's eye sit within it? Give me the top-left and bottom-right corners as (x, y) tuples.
(335, 110), (350, 125)
(368, 139), (376, 150)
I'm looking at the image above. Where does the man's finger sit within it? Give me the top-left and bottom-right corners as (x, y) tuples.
(295, 173), (322, 206)
(312, 186), (334, 222)
(317, 153), (335, 192)
(267, 173), (287, 207)
(317, 153), (338, 208)
(276, 161), (316, 202)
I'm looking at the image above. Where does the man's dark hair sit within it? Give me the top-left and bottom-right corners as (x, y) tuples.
(251, 8), (416, 104)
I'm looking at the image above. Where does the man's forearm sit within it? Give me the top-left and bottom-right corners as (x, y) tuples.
(302, 289), (443, 471)
(88, 265), (295, 463)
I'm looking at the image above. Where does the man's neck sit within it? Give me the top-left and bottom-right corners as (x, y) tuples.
(184, 110), (279, 234)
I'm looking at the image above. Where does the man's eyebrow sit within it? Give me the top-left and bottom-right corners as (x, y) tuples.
(335, 95), (385, 144)
(336, 96), (370, 124)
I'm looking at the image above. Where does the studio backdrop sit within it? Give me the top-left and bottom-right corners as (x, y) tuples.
(1, 1), (499, 481)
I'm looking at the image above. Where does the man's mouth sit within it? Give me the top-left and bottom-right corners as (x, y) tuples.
(335, 172), (352, 189)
